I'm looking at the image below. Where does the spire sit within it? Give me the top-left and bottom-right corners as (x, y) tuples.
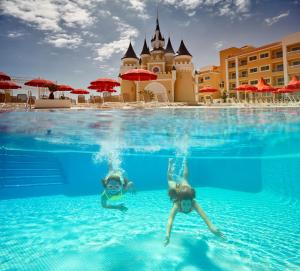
(165, 37), (175, 54)
(151, 10), (165, 49)
(122, 42), (138, 59)
(176, 40), (192, 57)
(140, 39), (150, 55)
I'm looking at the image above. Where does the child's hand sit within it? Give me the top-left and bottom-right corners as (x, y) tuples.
(164, 236), (170, 247)
(209, 225), (226, 239)
(118, 204), (128, 212)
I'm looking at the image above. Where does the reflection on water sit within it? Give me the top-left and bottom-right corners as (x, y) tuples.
(0, 108), (300, 158)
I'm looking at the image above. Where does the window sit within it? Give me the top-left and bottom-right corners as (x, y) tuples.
(260, 52), (269, 59)
(229, 73), (236, 79)
(240, 71), (248, 77)
(231, 83), (236, 89)
(265, 78), (270, 84)
(240, 59), (247, 66)
(204, 76), (210, 80)
(229, 62), (235, 68)
(291, 60), (300, 66)
(249, 67), (258, 73)
(249, 55), (257, 61)
(275, 64), (283, 71)
(291, 46), (300, 51)
(277, 77), (284, 85)
(260, 65), (270, 71)
(275, 51), (283, 58)
(199, 78), (203, 83)
(250, 80), (258, 85)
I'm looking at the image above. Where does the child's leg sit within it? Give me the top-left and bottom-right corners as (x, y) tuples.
(168, 158), (176, 189)
(180, 158), (190, 186)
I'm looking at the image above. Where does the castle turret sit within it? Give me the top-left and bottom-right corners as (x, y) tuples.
(165, 37), (175, 73)
(140, 38), (150, 69)
(120, 42), (139, 101)
(174, 40), (195, 102)
(151, 17), (165, 50)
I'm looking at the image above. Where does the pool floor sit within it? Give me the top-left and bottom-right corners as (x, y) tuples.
(0, 188), (299, 271)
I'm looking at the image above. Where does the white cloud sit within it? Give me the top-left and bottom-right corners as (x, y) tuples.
(214, 41), (224, 50)
(95, 17), (139, 61)
(265, 11), (290, 26)
(45, 33), (82, 48)
(119, 0), (150, 19)
(162, 0), (251, 19)
(7, 31), (24, 38)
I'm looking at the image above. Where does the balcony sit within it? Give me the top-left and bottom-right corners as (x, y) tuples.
(287, 49), (300, 55)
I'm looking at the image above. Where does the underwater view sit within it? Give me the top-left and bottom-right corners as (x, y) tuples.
(0, 108), (300, 271)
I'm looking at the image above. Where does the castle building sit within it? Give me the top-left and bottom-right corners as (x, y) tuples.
(120, 17), (198, 102)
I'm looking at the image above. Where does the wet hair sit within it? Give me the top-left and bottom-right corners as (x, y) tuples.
(102, 175), (128, 187)
(168, 186), (196, 202)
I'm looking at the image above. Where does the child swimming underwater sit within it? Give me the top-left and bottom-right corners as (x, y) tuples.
(164, 158), (225, 246)
(101, 159), (135, 212)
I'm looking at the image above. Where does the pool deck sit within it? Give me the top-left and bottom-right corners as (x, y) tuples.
(1, 101), (300, 111)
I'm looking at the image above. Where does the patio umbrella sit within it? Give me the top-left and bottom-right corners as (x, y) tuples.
(0, 81), (21, 103)
(274, 87), (294, 94)
(71, 89), (89, 94)
(0, 72), (11, 81)
(287, 75), (300, 91)
(57, 84), (74, 99)
(235, 84), (258, 101)
(90, 78), (120, 88)
(25, 78), (55, 99)
(255, 78), (276, 93)
(120, 69), (157, 101)
(199, 86), (218, 93)
(0, 81), (21, 89)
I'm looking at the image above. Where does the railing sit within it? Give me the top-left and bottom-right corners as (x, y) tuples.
(287, 49), (300, 54)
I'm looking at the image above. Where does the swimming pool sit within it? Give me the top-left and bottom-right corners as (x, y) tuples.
(0, 108), (299, 271)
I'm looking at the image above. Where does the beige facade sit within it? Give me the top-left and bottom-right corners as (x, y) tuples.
(219, 32), (300, 97)
(120, 18), (197, 103)
(197, 65), (221, 99)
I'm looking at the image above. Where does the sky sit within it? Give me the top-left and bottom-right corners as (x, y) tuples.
(0, 0), (300, 89)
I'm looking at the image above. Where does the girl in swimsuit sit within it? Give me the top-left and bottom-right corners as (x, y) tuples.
(164, 158), (225, 246)
(101, 160), (135, 212)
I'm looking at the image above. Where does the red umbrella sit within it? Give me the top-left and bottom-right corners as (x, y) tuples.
(90, 78), (120, 87)
(199, 86), (218, 93)
(25, 78), (55, 87)
(255, 78), (276, 93)
(25, 78), (56, 99)
(287, 75), (300, 91)
(0, 81), (21, 89)
(71, 89), (89, 94)
(57, 84), (74, 91)
(274, 87), (294, 94)
(0, 72), (11, 81)
(121, 69), (157, 101)
(235, 84), (257, 92)
(121, 69), (157, 81)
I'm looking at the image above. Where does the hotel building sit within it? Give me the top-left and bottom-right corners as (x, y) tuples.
(220, 32), (300, 96)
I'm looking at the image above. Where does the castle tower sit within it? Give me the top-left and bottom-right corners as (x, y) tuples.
(120, 42), (139, 101)
(149, 16), (166, 73)
(165, 37), (175, 73)
(174, 40), (196, 102)
(140, 38), (150, 69)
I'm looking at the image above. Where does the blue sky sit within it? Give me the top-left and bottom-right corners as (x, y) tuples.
(0, 0), (300, 89)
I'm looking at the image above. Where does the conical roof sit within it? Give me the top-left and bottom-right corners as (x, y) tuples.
(151, 17), (165, 42)
(165, 37), (175, 54)
(140, 39), (150, 55)
(122, 42), (138, 59)
(176, 40), (192, 57)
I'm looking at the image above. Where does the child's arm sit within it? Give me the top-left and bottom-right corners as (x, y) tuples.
(101, 193), (128, 212)
(164, 204), (178, 246)
(193, 201), (225, 239)
(124, 180), (136, 194)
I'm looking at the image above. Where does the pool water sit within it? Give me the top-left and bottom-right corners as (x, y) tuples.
(0, 108), (300, 271)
